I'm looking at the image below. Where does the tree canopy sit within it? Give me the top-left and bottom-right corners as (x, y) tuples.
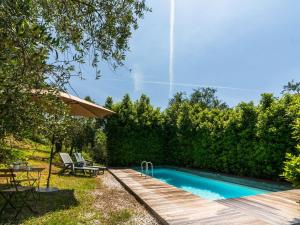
(0, 0), (149, 142)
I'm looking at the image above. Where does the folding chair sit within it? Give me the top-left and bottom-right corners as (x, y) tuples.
(74, 152), (106, 174)
(0, 168), (36, 219)
(59, 153), (100, 176)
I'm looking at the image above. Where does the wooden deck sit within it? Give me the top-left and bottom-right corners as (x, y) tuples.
(109, 169), (300, 225)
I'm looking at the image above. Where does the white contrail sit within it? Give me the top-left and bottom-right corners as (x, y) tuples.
(131, 65), (143, 92)
(101, 78), (263, 93)
(140, 80), (262, 92)
(169, 0), (175, 98)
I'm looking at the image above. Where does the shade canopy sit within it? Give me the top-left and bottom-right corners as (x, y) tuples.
(32, 89), (115, 118)
(59, 92), (115, 118)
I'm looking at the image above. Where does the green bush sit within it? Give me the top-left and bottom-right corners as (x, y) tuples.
(282, 148), (300, 187)
(282, 106), (300, 186)
(104, 91), (300, 180)
(92, 129), (107, 164)
(105, 94), (164, 166)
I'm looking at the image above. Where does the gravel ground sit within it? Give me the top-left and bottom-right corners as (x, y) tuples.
(92, 172), (160, 225)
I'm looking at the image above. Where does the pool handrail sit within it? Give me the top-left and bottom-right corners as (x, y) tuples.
(141, 161), (148, 177)
(141, 161), (153, 178)
(147, 162), (153, 177)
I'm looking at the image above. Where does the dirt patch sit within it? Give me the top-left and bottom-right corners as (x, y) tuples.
(93, 172), (160, 225)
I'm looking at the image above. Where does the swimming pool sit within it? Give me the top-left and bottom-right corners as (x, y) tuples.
(139, 168), (270, 200)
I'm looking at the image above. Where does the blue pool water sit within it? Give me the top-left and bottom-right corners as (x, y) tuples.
(139, 168), (270, 200)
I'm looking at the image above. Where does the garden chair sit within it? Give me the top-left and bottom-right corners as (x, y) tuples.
(59, 153), (100, 176)
(0, 168), (36, 219)
(74, 152), (106, 174)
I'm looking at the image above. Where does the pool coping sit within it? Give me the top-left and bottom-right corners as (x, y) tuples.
(109, 168), (300, 225)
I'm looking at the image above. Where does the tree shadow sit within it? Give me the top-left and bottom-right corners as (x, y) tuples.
(57, 174), (103, 180)
(57, 170), (104, 178)
(0, 189), (79, 224)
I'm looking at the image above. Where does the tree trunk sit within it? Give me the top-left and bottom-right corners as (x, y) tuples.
(46, 135), (55, 188)
(69, 145), (74, 156)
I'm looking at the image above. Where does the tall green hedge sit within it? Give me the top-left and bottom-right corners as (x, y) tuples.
(105, 94), (164, 166)
(104, 91), (300, 179)
(282, 96), (300, 186)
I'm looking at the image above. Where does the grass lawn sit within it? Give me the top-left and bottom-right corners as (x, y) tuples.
(0, 140), (158, 225)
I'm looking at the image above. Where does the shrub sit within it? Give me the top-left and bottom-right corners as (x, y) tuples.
(92, 129), (107, 164)
(282, 148), (300, 187)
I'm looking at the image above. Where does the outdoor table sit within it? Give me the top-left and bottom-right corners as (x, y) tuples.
(0, 167), (45, 190)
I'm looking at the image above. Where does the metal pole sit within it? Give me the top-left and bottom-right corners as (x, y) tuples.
(37, 134), (58, 192)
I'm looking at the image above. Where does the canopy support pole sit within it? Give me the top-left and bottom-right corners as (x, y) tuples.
(37, 134), (59, 192)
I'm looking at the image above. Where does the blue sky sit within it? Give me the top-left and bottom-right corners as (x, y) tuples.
(69, 0), (300, 108)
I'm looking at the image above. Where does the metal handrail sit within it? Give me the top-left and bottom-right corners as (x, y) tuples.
(147, 162), (153, 177)
(141, 161), (148, 177)
(140, 161), (153, 178)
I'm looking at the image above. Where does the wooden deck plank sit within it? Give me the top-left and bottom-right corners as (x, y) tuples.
(109, 169), (300, 225)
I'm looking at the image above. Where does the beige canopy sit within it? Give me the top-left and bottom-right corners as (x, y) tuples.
(59, 92), (115, 118)
(32, 89), (115, 118)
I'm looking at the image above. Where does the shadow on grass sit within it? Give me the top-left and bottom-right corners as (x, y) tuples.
(0, 189), (79, 224)
(57, 170), (103, 178)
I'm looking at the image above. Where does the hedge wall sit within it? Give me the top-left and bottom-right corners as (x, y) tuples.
(104, 91), (300, 179)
